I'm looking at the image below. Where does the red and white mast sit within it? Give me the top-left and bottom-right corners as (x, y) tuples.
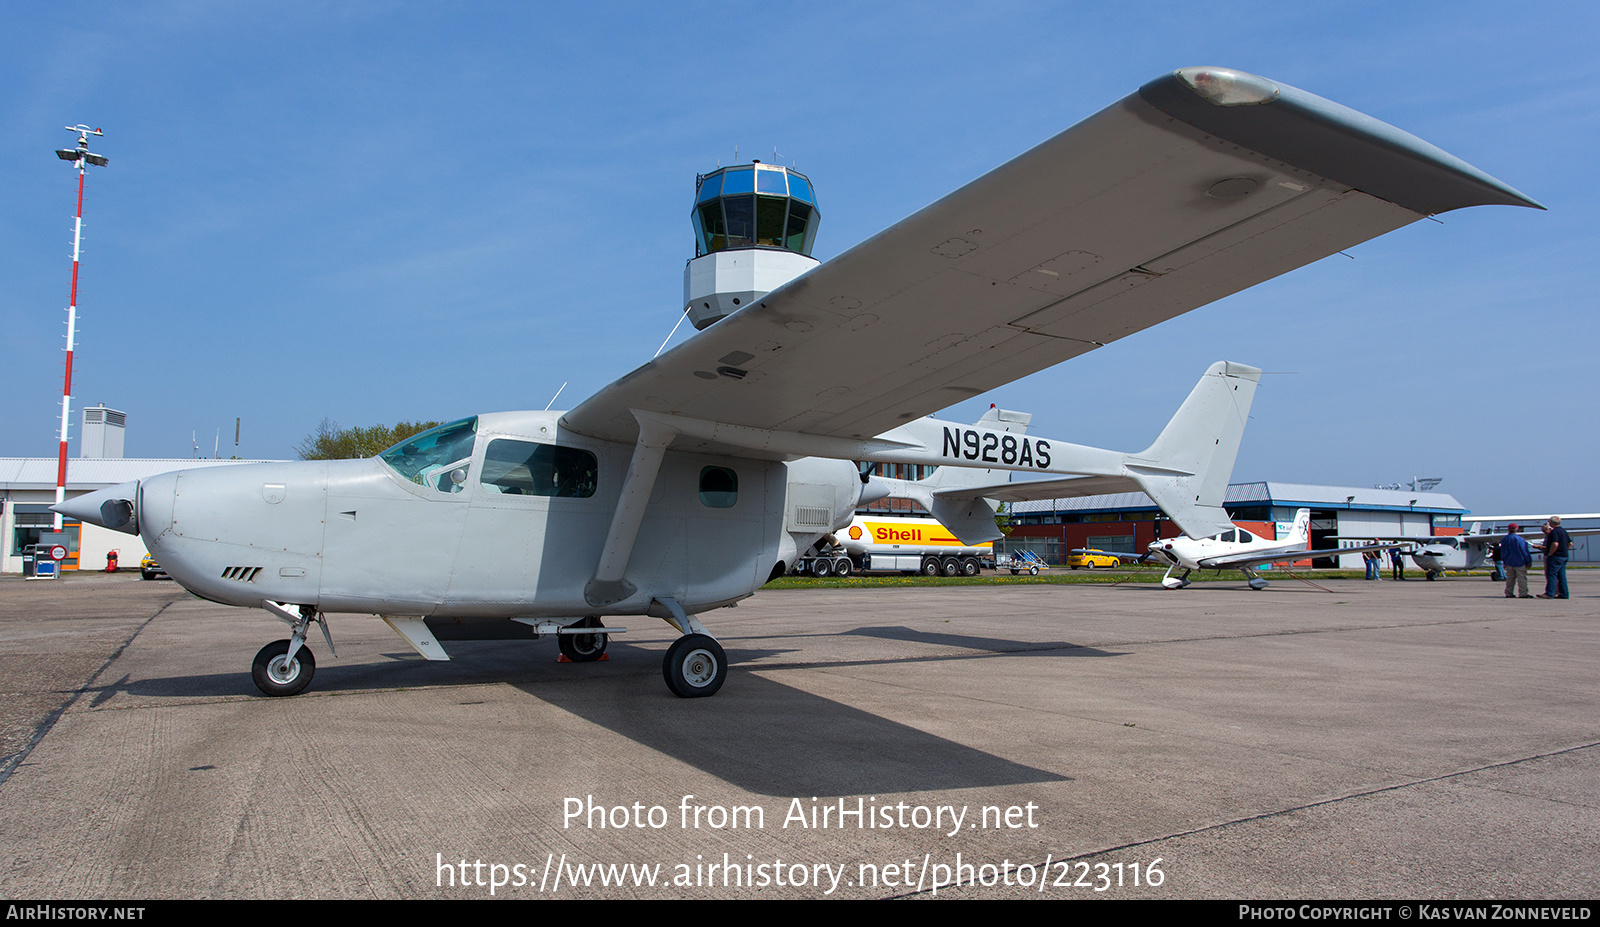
(52, 126), (109, 530)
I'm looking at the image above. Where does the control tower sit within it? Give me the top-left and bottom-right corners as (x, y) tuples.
(684, 162), (820, 330)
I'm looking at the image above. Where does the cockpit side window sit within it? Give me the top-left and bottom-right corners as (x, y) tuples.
(378, 417), (478, 493)
(480, 439), (597, 498)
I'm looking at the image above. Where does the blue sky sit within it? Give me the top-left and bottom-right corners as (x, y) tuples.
(2, 2), (1594, 514)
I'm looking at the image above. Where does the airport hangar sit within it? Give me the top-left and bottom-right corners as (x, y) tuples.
(995, 481), (1471, 570)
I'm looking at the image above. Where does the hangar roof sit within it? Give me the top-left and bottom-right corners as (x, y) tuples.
(1009, 480), (1466, 516)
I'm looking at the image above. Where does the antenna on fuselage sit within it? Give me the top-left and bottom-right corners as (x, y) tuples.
(544, 381), (567, 411)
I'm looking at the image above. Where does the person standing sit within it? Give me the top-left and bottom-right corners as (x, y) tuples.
(1501, 524), (1533, 598)
(1540, 516), (1572, 599)
(1390, 545), (1407, 580)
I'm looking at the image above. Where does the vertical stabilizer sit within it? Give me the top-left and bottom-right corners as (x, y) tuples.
(1284, 508), (1311, 544)
(1128, 361), (1261, 537)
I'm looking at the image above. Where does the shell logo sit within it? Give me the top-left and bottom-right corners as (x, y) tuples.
(849, 526), (862, 540)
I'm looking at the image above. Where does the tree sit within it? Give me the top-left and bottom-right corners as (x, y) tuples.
(295, 419), (442, 460)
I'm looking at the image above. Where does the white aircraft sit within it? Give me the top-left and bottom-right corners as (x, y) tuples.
(1363, 515), (1600, 579)
(56, 67), (1538, 697)
(838, 361), (1263, 574)
(1145, 508), (1398, 590)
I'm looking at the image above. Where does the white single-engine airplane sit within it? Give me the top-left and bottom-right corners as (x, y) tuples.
(1355, 515), (1600, 579)
(1146, 508), (1399, 590)
(57, 67), (1539, 697)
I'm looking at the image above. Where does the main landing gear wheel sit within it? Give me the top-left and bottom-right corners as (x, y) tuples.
(559, 618), (608, 662)
(252, 639), (316, 697)
(663, 634), (726, 698)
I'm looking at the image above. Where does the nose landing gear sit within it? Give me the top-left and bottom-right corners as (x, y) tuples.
(254, 601), (336, 697)
(1161, 565), (1193, 589)
(253, 639), (316, 697)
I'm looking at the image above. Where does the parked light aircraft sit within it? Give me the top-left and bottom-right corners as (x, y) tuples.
(56, 67), (1539, 697)
(1146, 508), (1398, 590)
(1358, 515), (1600, 579)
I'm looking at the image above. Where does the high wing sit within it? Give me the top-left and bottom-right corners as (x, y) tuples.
(562, 67), (1538, 454)
(1461, 516), (1600, 543)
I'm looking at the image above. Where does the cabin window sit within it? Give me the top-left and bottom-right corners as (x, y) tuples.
(379, 417), (478, 493)
(480, 440), (597, 498)
(699, 466), (738, 508)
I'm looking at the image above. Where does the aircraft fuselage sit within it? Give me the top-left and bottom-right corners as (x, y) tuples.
(134, 410), (859, 620)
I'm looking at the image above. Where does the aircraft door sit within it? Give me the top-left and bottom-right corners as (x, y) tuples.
(450, 436), (607, 614)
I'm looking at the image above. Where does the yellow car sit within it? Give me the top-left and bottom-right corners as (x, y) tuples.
(1068, 549), (1123, 570)
(140, 553), (166, 581)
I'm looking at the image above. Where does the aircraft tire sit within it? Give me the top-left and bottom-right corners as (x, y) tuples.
(663, 634), (726, 698)
(921, 558), (940, 577)
(960, 558), (980, 577)
(559, 620), (608, 662)
(252, 639), (315, 697)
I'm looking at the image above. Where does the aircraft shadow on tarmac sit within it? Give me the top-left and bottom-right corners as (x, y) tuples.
(520, 669), (1071, 797)
(89, 632), (1079, 796)
(841, 624), (1123, 656)
(101, 620), (1124, 700)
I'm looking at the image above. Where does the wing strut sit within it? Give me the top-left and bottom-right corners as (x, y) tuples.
(585, 413), (678, 607)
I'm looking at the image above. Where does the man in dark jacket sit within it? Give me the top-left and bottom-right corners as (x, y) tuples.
(1501, 524), (1533, 599)
(1540, 516), (1572, 599)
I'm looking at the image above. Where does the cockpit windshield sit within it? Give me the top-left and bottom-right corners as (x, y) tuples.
(378, 417), (478, 492)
